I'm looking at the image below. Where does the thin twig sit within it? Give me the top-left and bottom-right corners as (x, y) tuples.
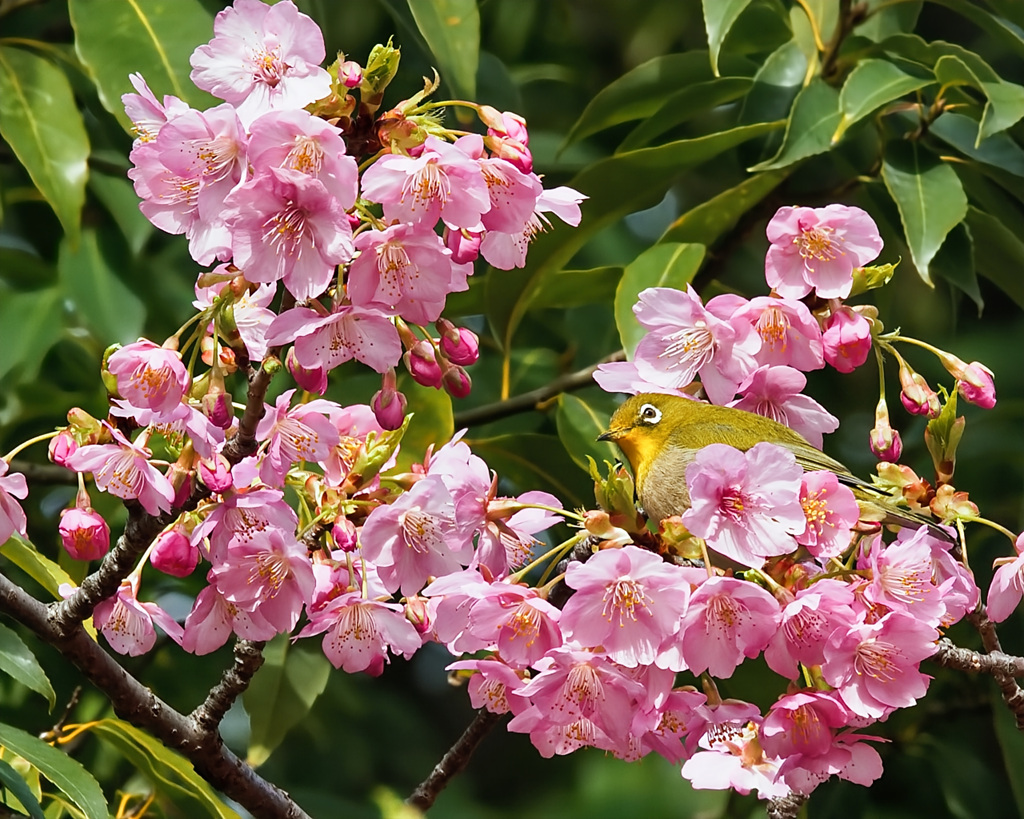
(191, 640), (267, 735)
(453, 351), (625, 428)
(406, 709), (505, 811)
(8, 459), (77, 485)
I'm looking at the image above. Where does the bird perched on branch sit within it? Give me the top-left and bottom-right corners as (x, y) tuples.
(598, 392), (953, 542)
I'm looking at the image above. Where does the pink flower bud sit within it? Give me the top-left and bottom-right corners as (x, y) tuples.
(487, 134), (532, 173)
(404, 341), (443, 388)
(59, 506), (110, 561)
(822, 306), (871, 373)
(48, 430), (78, 467)
(438, 322), (479, 366)
(869, 413), (903, 462)
(201, 386), (235, 429)
(333, 516), (358, 552)
(372, 370), (408, 430)
(339, 60), (363, 88)
(150, 527), (199, 577)
(957, 361), (996, 409)
(441, 362), (472, 398)
(898, 361), (940, 417)
(198, 455), (232, 492)
(404, 594), (433, 635)
(286, 348), (328, 395)
(444, 227), (482, 264)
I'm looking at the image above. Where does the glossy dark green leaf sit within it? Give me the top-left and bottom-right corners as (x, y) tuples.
(618, 77), (753, 151)
(800, 0), (840, 46)
(466, 433), (590, 508)
(58, 230), (146, 345)
(407, 0), (480, 102)
(489, 121), (780, 351)
(834, 58), (933, 142)
(527, 266), (622, 310)
(881, 34), (997, 79)
(88, 172), (155, 256)
(750, 78), (840, 170)
(928, 112), (1024, 176)
(660, 169), (790, 246)
(965, 206), (1024, 309)
(615, 243), (705, 356)
(928, 0), (1024, 57)
(881, 140), (967, 285)
(244, 636), (332, 768)
(0, 757), (44, 819)
(0, 538), (83, 610)
(394, 376), (454, 470)
(931, 221), (981, 312)
(444, 275), (486, 317)
(0, 286), (63, 382)
(69, 0), (216, 128)
(978, 79), (1024, 140)
(0, 623), (56, 710)
(855, 0), (922, 41)
(0, 723), (106, 819)
(556, 394), (619, 473)
(564, 52), (717, 147)
(89, 720), (241, 819)
(0, 46), (89, 243)
(702, 0), (755, 74)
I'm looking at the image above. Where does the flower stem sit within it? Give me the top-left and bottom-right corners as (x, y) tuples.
(4, 430), (60, 462)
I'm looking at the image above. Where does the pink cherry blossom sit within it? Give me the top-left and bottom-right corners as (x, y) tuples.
(776, 731), (884, 794)
(298, 592), (421, 675)
(0, 462), (29, 545)
(796, 471), (860, 560)
(710, 294), (824, 372)
(678, 576), (780, 678)
(94, 576), (183, 656)
(682, 443), (806, 568)
(479, 186), (586, 270)
(266, 303), (401, 375)
(182, 583), (277, 654)
(347, 223), (465, 325)
(191, 483), (298, 565)
(109, 399), (225, 460)
(765, 204), (883, 299)
(475, 491), (563, 576)
(987, 534), (1024, 622)
(208, 528), (315, 634)
(560, 545), (691, 668)
(636, 687), (708, 763)
(822, 610), (938, 719)
(360, 135), (491, 229)
(226, 167), (354, 301)
(256, 395), (339, 487)
(632, 285), (759, 405)
(478, 155), (543, 233)
(763, 580), (856, 679)
(822, 306), (872, 373)
(359, 474), (469, 596)
(65, 424), (175, 515)
(190, 0), (331, 127)
(58, 506), (110, 561)
(447, 658), (530, 715)
(728, 366), (839, 449)
(592, 360), (688, 397)
(859, 530), (946, 626)
(924, 531), (978, 626)
(107, 340), (191, 418)
(121, 72), (189, 146)
(248, 109), (358, 207)
(466, 583), (563, 668)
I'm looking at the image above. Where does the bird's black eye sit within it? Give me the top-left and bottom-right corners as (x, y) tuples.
(639, 403), (662, 424)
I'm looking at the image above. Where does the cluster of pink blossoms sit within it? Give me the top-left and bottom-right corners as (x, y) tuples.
(124, 0), (584, 419)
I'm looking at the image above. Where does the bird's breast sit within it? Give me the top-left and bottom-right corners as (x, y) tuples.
(636, 445), (699, 523)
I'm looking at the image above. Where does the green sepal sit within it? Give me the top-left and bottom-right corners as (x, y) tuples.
(924, 388), (965, 484)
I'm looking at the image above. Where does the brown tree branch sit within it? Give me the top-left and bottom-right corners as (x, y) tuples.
(406, 709), (505, 811)
(191, 639), (267, 735)
(452, 351), (625, 428)
(0, 574), (310, 819)
(767, 792), (808, 819)
(8, 459), (77, 485)
(968, 607), (1024, 728)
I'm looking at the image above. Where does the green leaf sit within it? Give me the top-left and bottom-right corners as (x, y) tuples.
(750, 78), (841, 170)
(614, 243), (705, 357)
(928, 112), (1024, 176)
(556, 394), (620, 473)
(993, 680), (1024, 818)
(59, 230), (146, 345)
(834, 58), (933, 142)
(69, 0), (215, 129)
(660, 169), (791, 246)
(0, 287), (63, 383)
(702, 0), (755, 74)
(0, 623), (56, 710)
(801, 0), (840, 45)
(0, 46), (89, 244)
(618, 77), (753, 152)
(881, 140), (968, 285)
(0, 537), (81, 606)
(527, 266), (622, 310)
(88, 172), (155, 256)
(564, 53), (717, 147)
(88, 719), (240, 819)
(927, 0), (1024, 58)
(490, 121), (780, 351)
(407, 0), (480, 102)
(0, 724), (106, 819)
(244, 637), (332, 768)
(931, 221), (982, 312)
(393, 377), (454, 471)
(0, 756), (45, 819)
(467, 433), (590, 508)
(855, 0), (922, 41)
(965, 206), (1024, 310)
(979, 79), (1024, 141)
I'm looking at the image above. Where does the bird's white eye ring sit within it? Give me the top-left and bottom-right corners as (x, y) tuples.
(639, 403), (662, 424)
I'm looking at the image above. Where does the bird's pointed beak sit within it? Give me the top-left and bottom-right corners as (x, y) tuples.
(597, 426), (623, 442)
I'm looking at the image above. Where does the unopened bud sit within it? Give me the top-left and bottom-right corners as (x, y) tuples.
(286, 348), (328, 395)
(339, 60), (363, 88)
(898, 360), (940, 417)
(438, 322), (479, 366)
(371, 369), (408, 431)
(441, 362), (472, 398)
(869, 398), (902, 461)
(198, 454), (232, 492)
(404, 595), (433, 634)
(404, 341), (443, 388)
(443, 227), (482, 264)
(150, 527), (199, 577)
(48, 429), (78, 467)
(58, 504), (110, 561)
